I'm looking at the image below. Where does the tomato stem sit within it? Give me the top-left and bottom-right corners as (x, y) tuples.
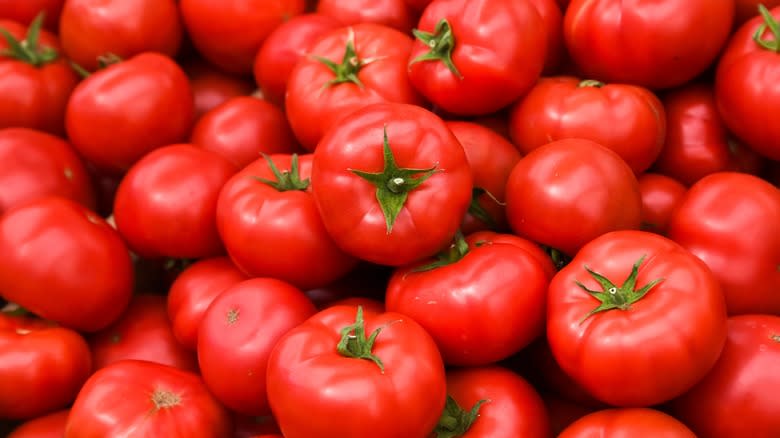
(753, 4), (780, 52)
(410, 19), (463, 79)
(412, 230), (469, 272)
(150, 389), (182, 410)
(0, 12), (58, 67)
(252, 154), (310, 191)
(467, 187), (503, 229)
(336, 306), (386, 373)
(314, 27), (379, 89)
(771, 334), (780, 342)
(433, 395), (489, 438)
(578, 79), (605, 88)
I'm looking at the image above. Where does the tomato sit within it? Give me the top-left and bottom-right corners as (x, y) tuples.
(444, 120), (521, 234)
(65, 52), (194, 175)
(184, 59), (256, 121)
(637, 173), (687, 235)
(527, 0), (565, 74)
(654, 83), (765, 186)
(267, 305), (447, 438)
(65, 360), (232, 437)
(198, 278), (316, 416)
(564, 0), (734, 89)
(466, 230), (556, 280)
(167, 256), (249, 350)
(505, 138), (642, 257)
(317, 0), (415, 33)
(58, 0), (181, 72)
(557, 408), (695, 437)
(285, 23), (424, 151)
(0, 128), (95, 214)
(0, 197), (133, 332)
(0, 17), (78, 136)
(715, 6), (780, 161)
(547, 230), (728, 406)
(7, 409), (68, 438)
(311, 102), (472, 266)
(735, 0), (780, 26)
(671, 314), (780, 437)
(113, 144), (237, 259)
(0, 0), (64, 31)
(667, 172), (780, 315)
(180, 0), (305, 74)
(509, 76), (666, 174)
(190, 96), (299, 168)
(407, 0), (545, 116)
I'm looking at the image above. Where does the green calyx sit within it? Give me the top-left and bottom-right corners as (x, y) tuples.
(754, 4), (780, 51)
(579, 79), (605, 88)
(314, 28), (377, 89)
(542, 246), (571, 271)
(467, 187), (502, 229)
(0, 12), (57, 67)
(252, 154), (310, 191)
(349, 126), (438, 234)
(433, 395), (489, 438)
(413, 230), (469, 273)
(576, 255), (664, 323)
(410, 18), (463, 79)
(336, 306), (386, 373)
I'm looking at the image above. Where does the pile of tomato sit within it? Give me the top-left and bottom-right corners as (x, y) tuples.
(1, 0), (779, 437)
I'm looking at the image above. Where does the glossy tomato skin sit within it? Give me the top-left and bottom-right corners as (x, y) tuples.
(65, 52), (194, 174)
(267, 305), (447, 438)
(317, 0), (415, 33)
(509, 76), (666, 174)
(547, 230), (728, 407)
(407, 0), (546, 116)
(564, 0), (734, 89)
(65, 360), (232, 438)
(113, 144), (237, 260)
(184, 59), (256, 121)
(0, 0), (64, 31)
(311, 103), (472, 266)
(671, 314), (780, 437)
(557, 408), (696, 438)
(286, 23), (424, 151)
(198, 278), (317, 416)
(505, 138), (642, 256)
(637, 173), (687, 235)
(58, 0), (182, 72)
(466, 231), (556, 280)
(667, 172), (780, 315)
(0, 197), (133, 332)
(526, 0), (565, 75)
(180, 0), (305, 74)
(0, 128), (95, 215)
(7, 409), (69, 438)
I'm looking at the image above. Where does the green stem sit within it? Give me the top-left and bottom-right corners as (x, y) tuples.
(579, 79), (605, 88)
(433, 395), (489, 438)
(314, 28), (379, 89)
(252, 154), (310, 191)
(753, 4), (780, 52)
(0, 12), (58, 67)
(413, 230), (469, 272)
(410, 19), (463, 79)
(336, 306), (386, 373)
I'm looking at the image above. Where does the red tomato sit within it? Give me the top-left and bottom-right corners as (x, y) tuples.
(0, 1), (64, 31)
(509, 76), (665, 174)
(167, 256), (249, 350)
(547, 230), (728, 406)
(407, 0), (546, 115)
(58, 0), (182, 72)
(527, 0), (565, 74)
(89, 294), (197, 372)
(65, 52), (194, 174)
(667, 172), (780, 315)
(432, 366), (549, 438)
(0, 128), (95, 214)
(253, 13), (341, 106)
(7, 409), (69, 438)
(466, 230), (556, 280)
(286, 23), (424, 151)
(735, 0), (780, 26)
(558, 408), (696, 437)
(311, 102), (472, 266)
(267, 305), (447, 438)
(198, 278), (316, 416)
(0, 197), (133, 332)
(113, 144), (237, 259)
(190, 96), (298, 168)
(564, 0), (734, 89)
(180, 0), (305, 74)
(654, 83), (765, 185)
(0, 315), (91, 420)
(637, 173), (687, 235)
(671, 314), (780, 437)
(317, 0), (415, 33)
(65, 360), (232, 437)
(184, 59), (256, 121)
(505, 138), (642, 256)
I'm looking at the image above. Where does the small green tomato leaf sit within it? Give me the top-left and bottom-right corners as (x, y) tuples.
(412, 230), (470, 273)
(315, 27), (383, 89)
(410, 18), (463, 79)
(0, 12), (58, 66)
(433, 395), (490, 438)
(753, 4), (780, 52)
(336, 306), (386, 373)
(252, 153), (310, 191)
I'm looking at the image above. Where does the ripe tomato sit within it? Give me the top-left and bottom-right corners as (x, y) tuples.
(7, 409), (68, 438)
(637, 173), (687, 235)
(509, 76), (666, 174)
(267, 305), (447, 438)
(564, 0), (734, 89)
(667, 172), (780, 315)
(65, 360), (232, 437)
(317, 0), (415, 33)
(466, 230), (556, 280)
(558, 408), (696, 437)
(184, 59), (255, 121)
(527, 0), (565, 74)
(311, 102), (472, 266)
(0, 1), (64, 31)
(505, 138), (642, 257)
(735, 0), (780, 26)
(0, 197), (134, 332)
(547, 230), (728, 406)
(407, 0), (545, 115)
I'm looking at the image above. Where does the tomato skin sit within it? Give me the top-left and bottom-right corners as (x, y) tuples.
(407, 0), (546, 116)
(735, 0), (780, 26)
(0, 128), (95, 215)
(637, 173), (687, 235)
(65, 360), (232, 438)
(671, 314), (780, 437)
(0, 0), (64, 31)
(547, 230), (728, 407)
(0, 197), (133, 332)
(527, 0), (565, 74)
(7, 409), (69, 438)
(509, 76), (665, 174)
(198, 278), (317, 416)
(317, 0), (415, 33)
(466, 231), (556, 280)
(557, 408), (696, 437)
(505, 138), (642, 256)
(184, 60), (255, 121)
(667, 172), (780, 315)
(564, 0), (734, 89)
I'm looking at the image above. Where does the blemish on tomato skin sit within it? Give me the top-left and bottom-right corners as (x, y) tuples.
(226, 308), (240, 325)
(771, 334), (780, 343)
